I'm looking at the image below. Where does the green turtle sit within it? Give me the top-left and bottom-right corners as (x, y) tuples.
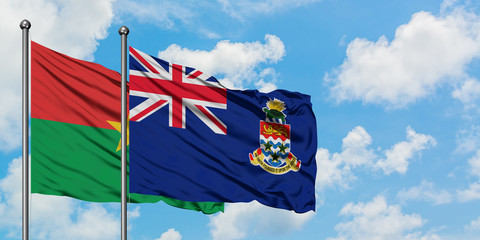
(263, 98), (286, 123)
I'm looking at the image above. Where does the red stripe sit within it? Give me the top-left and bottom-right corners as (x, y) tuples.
(130, 99), (168, 122)
(130, 75), (227, 103)
(196, 105), (227, 134)
(172, 64), (183, 128)
(130, 47), (159, 74)
(188, 70), (203, 79)
(31, 41), (122, 130)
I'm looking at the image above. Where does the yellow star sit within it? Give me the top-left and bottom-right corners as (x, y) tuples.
(107, 120), (129, 151)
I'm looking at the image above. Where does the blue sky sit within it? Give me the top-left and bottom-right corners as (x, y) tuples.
(1, 0), (480, 239)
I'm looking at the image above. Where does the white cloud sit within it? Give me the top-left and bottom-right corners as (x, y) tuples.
(114, 0), (193, 30)
(455, 125), (480, 154)
(325, 7), (480, 108)
(155, 228), (182, 240)
(457, 150), (480, 202)
(116, 0), (320, 37)
(315, 126), (376, 190)
(465, 216), (480, 232)
(0, 0), (115, 151)
(218, 0), (321, 20)
(0, 157), (120, 239)
(51, 202), (119, 240)
(457, 182), (480, 202)
(403, 232), (442, 240)
(328, 195), (439, 240)
(338, 35), (347, 47)
(440, 0), (459, 13)
(128, 206), (141, 219)
(3, 0), (115, 60)
(127, 206), (141, 232)
(375, 126), (436, 175)
(208, 201), (314, 240)
(0, 157), (23, 236)
(340, 126), (376, 167)
(157, 34), (285, 90)
(114, 0), (224, 39)
(469, 150), (480, 178)
(315, 148), (352, 190)
(397, 180), (452, 205)
(452, 78), (480, 107)
(119, 0), (322, 27)
(255, 79), (277, 93)
(254, 68), (279, 93)
(316, 126), (435, 190)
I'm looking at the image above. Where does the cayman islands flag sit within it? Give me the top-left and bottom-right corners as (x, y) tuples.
(129, 47), (317, 213)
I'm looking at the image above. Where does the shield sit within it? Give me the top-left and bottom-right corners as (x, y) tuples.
(249, 99), (301, 175)
(260, 121), (291, 168)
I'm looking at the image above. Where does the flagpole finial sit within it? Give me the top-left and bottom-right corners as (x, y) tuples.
(20, 20), (31, 30)
(118, 26), (129, 36)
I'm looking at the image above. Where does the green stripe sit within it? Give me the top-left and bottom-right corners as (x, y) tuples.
(31, 118), (223, 214)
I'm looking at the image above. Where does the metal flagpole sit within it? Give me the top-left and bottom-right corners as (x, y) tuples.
(119, 25), (129, 240)
(20, 19), (31, 240)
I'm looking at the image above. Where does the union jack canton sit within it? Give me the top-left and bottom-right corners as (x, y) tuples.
(129, 47), (227, 135)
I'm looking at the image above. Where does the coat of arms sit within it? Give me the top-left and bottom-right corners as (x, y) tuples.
(249, 99), (301, 175)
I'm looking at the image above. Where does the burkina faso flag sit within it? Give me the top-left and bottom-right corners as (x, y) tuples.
(30, 41), (223, 214)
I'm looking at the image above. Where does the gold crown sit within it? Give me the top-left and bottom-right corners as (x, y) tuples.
(266, 98), (285, 112)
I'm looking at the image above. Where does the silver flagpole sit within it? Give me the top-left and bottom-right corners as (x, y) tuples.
(20, 19), (31, 240)
(119, 25), (129, 240)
